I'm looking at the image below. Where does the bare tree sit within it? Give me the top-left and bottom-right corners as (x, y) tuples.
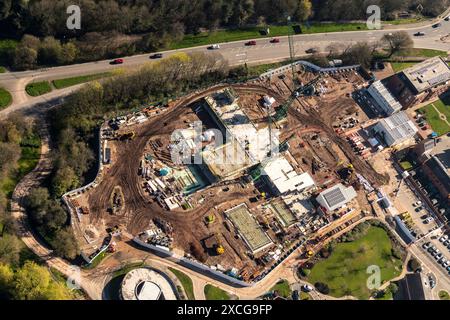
(381, 31), (413, 57)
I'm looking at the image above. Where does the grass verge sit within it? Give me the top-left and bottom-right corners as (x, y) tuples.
(25, 81), (52, 96)
(168, 267), (195, 300)
(52, 72), (112, 89)
(204, 284), (231, 300)
(0, 87), (12, 109)
(270, 279), (292, 298)
(420, 102), (450, 136)
(439, 290), (450, 300)
(307, 226), (403, 300)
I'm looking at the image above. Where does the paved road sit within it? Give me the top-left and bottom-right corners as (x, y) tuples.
(1, 13), (450, 116)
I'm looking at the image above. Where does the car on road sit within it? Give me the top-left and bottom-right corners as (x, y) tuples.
(292, 290), (299, 300)
(439, 235), (449, 242)
(445, 16), (450, 21)
(423, 242), (431, 249)
(444, 239), (450, 246)
(305, 48), (318, 54)
(150, 53), (163, 59)
(413, 31), (425, 36)
(208, 44), (220, 50)
(430, 279), (436, 288)
(432, 23), (442, 28)
(413, 201), (422, 207)
(302, 284), (313, 292)
(435, 252), (443, 260)
(442, 259), (449, 268)
(270, 38), (280, 43)
(110, 58), (124, 64)
(245, 40), (257, 46)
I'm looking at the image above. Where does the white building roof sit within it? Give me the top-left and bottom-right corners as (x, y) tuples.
(316, 183), (357, 212)
(402, 56), (450, 93)
(374, 111), (418, 146)
(262, 157), (315, 194)
(367, 80), (403, 115)
(121, 268), (177, 300)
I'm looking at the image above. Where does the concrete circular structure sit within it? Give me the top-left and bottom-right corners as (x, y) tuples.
(120, 268), (177, 300)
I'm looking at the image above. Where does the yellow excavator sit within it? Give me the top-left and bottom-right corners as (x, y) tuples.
(214, 233), (225, 255)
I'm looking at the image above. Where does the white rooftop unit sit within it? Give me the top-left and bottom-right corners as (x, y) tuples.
(374, 111), (418, 146)
(367, 80), (403, 115)
(316, 183), (357, 212)
(262, 156), (315, 195)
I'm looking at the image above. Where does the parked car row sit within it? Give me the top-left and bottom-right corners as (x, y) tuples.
(423, 240), (450, 276)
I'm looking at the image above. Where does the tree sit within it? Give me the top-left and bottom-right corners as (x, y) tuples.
(52, 228), (79, 260)
(13, 45), (38, 70)
(408, 258), (421, 272)
(60, 42), (78, 64)
(38, 36), (63, 65)
(382, 31), (413, 57)
(388, 282), (399, 295)
(0, 234), (22, 266)
(314, 282), (330, 294)
(13, 261), (52, 300)
(296, 0), (312, 22)
(341, 42), (377, 68)
(0, 263), (13, 298)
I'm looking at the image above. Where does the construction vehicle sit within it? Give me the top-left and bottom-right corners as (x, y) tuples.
(214, 233), (225, 255)
(274, 75), (322, 121)
(205, 214), (215, 225)
(119, 131), (135, 141)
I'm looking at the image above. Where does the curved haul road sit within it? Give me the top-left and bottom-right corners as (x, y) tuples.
(1, 11), (449, 117)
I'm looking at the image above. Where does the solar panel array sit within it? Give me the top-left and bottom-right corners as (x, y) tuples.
(323, 187), (346, 208)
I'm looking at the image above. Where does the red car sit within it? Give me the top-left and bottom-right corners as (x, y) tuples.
(245, 40), (257, 46)
(111, 58), (124, 65)
(270, 38), (280, 43)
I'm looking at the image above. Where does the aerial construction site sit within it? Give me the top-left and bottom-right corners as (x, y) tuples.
(65, 60), (390, 283)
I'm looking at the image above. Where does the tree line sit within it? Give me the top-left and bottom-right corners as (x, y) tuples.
(1, 0), (446, 70)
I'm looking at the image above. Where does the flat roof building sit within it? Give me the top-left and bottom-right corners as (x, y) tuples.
(225, 203), (273, 254)
(373, 111), (418, 146)
(367, 80), (403, 115)
(261, 156), (315, 195)
(316, 183), (357, 212)
(400, 57), (450, 94)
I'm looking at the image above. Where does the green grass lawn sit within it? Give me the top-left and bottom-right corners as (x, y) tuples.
(25, 81), (53, 96)
(0, 87), (12, 109)
(204, 284), (231, 300)
(307, 226), (403, 300)
(0, 134), (41, 198)
(439, 290), (450, 300)
(270, 279), (292, 298)
(169, 267), (195, 300)
(420, 102), (450, 136)
(170, 23), (366, 49)
(382, 17), (425, 25)
(395, 48), (448, 58)
(52, 72), (112, 89)
(390, 62), (418, 73)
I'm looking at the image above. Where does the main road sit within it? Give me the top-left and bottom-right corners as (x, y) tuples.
(1, 13), (449, 117)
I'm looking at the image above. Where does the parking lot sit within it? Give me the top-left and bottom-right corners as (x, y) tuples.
(421, 233), (450, 277)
